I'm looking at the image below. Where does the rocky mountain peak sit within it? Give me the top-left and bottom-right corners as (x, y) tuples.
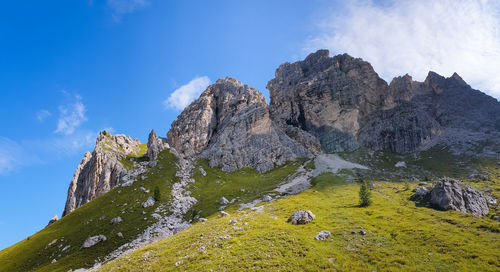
(167, 77), (312, 172)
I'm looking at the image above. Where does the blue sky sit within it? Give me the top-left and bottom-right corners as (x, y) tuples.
(0, 0), (499, 250)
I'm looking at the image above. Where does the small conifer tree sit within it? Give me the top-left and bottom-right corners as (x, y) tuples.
(359, 179), (372, 207)
(154, 186), (161, 202)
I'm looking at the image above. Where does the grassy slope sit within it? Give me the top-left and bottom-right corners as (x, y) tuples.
(0, 153), (303, 272)
(0, 150), (179, 272)
(99, 173), (500, 271)
(185, 158), (307, 220)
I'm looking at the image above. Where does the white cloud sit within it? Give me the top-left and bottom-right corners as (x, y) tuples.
(0, 137), (24, 175)
(107, 0), (149, 21)
(164, 76), (211, 111)
(36, 109), (51, 122)
(307, 0), (500, 98)
(54, 95), (87, 135)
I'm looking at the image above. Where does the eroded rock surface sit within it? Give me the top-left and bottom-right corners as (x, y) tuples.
(412, 178), (491, 216)
(167, 77), (312, 173)
(63, 132), (142, 216)
(268, 50), (500, 154)
(147, 129), (168, 161)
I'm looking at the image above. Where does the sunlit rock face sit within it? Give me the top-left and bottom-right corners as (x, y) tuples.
(167, 77), (312, 173)
(268, 49), (500, 154)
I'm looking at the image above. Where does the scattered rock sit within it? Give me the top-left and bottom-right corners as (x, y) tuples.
(81, 235), (107, 249)
(139, 187), (150, 193)
(395, 161), (406, 168)
(151, 213), (162, 220)
(359, 230), (367, 235)
(47, 215), (58, 226)
(51, 259), (57, 264)
(262, 195), (272, 202)
(117, 232), (123, 238)
(142, 197), (156, 208)
(199, 167), (207, 176)
(199, 218), (207, 222)
(229, 219), (237, 224)
(218, 235), (231, 240)
(110, 216), (123, 225)
(314, 231), (331, 241)
(219, 197), (229, 205)
(220, 211), (230, 217)
(289, 210), (315, 225)
(240, 188), (246, 192)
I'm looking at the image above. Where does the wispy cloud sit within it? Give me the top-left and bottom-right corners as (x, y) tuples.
(1, 94), (97, 176)
(54, 94), (87, 135)
(307, 0), (500, 98)
(163, 76), (211, 111)
(0, 137), (25, 175)
(36, 109), (51, 122)
(107, 0), (149, 21)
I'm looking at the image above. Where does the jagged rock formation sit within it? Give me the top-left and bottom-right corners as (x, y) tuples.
(147, 129), (168, 161)
(167, 77), (312, 173)
(411, 178), (492, 216)
(62, 132), (142, 216)
(268, 50), (500, 154)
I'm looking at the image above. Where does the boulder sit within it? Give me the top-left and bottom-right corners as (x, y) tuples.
(262, 195), (272, 202)
(395, 161), (406, 168)
(110, 216), (123, 225)
(199, 167), (207, 176)
(314, 231), (331, 241)
(289, 210), (315, 225)
(220, 211), (230, 217)
(142, 196), (156, 208)
(81, 235), (107, 249)
(412, 178), (490, 216)
(47, 215), (58, 226)
(219, 197), (229, 205)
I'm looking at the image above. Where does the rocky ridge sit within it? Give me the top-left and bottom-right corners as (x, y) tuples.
(63, 132), (143, 216)
(167, 77), (312, 173)
(268, 50), (500, 155)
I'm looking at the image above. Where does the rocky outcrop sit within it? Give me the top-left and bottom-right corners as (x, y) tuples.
(62, 132), (143, 216)
(147, 129), (168, 161)
(411, 178), (491, 216)
(268, 50), (500, 154)
(167, 77), (312, 173)
(47, 215), (58, 226)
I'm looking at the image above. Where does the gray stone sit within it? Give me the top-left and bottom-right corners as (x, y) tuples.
(199, 167), (207, 176)
(219, 197), (229, 205)
(395, 161), (406, 168)
(262, 195), (272, 202)
(139, 187), (150, 193)
(289, 210), (315, 225)
(142, 196), (156, 208)
(412, 178), (491, 216)
(314, 231), (331, 240)
(220, 211), (230, 217)
(110, 216), (122, 225)
(47, 215), (58, 226)
(81, 235), (106, 249)
(117, 232), (123, 238)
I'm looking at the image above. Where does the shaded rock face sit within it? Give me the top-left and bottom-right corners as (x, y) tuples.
(167, 77), (312, 173)
(147, 129), (168, 161)
(62, 132), (142, 216)
(412, 178), (491, 216)
(47, 215), (58, 226)
(268, 50), (500, 154)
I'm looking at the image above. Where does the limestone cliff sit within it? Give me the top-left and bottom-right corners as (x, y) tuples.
(62, 132), (143, 216)
(167, 77), (312, 173)
(268, 50), (500, 154)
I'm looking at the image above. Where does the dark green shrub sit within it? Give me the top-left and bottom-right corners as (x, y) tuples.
(359, 180), (372, 207)
(154, 186), (161, 202)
